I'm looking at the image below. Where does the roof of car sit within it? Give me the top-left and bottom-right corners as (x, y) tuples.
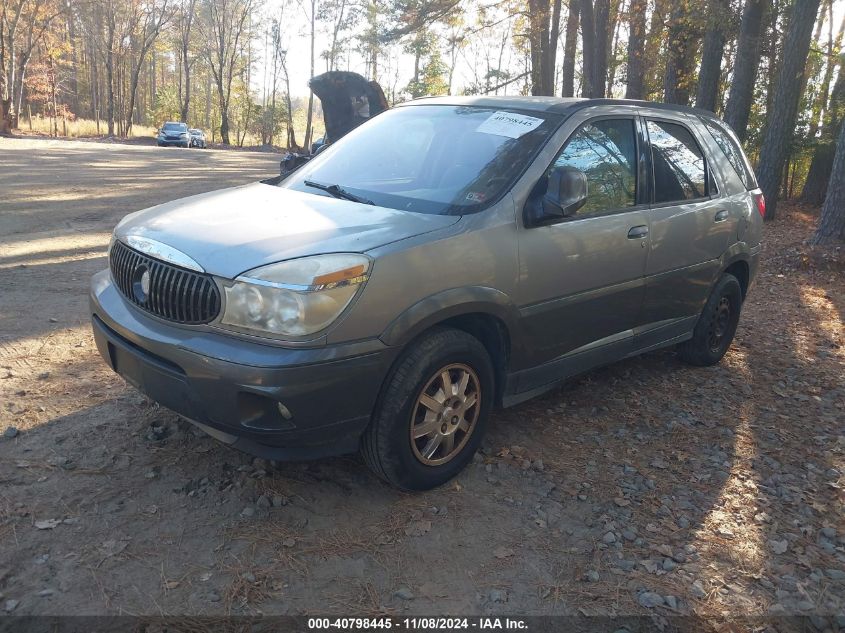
(397, 95), (721, 121)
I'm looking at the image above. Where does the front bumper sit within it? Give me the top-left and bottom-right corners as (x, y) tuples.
(158, 138), (188, 147)
(90, 269), (396, 460)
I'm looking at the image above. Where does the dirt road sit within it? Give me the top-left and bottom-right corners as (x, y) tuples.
(1, 137), (843, 622)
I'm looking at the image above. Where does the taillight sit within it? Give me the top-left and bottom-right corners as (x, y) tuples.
(753, 191), (765, 218)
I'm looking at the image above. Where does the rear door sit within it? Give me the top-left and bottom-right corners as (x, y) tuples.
(637, 112), (737, 346)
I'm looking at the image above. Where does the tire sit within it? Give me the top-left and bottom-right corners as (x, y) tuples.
(678, 273), (742, 366)
(361, 328), (494, 491)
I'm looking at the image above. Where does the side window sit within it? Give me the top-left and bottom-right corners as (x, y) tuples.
(646, 120), (707, 203)
(700, 117), (756, 190)
(551, 119), (637, 216)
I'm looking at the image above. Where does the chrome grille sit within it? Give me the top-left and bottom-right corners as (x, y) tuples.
(109, 240), (220, 324)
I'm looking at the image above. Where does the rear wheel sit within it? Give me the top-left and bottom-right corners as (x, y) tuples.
(678, 273), (742, 366)
(361, 328), (494, 491)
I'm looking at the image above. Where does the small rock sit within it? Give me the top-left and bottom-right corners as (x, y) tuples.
(820, 527), (837, 539)
(664, 595), (678, 610)
(826, 569), (845, 581)
(394, 587), (415, 601)
(49, 318), (58, 323)
(662, 558), (677, 572)
(256, 495), (271, 508)
(37, 589), (55, 597)
(622, 528), (637, 541)
(242, 572), (256, 583)
(690, 580), (707, 599)
(677, 517), (690, 529)
(493, 546), (514, 559)
(241, 506), (255, 518)
(4, 427), (18, 439)
(585, 570), (600, 583)
(282, 538), (295, 548)
(489, 589), (507, 603)
(208, 592), (221, 602)
(602, 531), (617, 544)
(4, 599), (19, 612)
(638, 591), (664, 608)
(671, 551), (687, 564)
(716, 526), (735, 539)
(769, 539), (788, 555)
(34, 519), (61, 530)
(272, 495), (288, 507)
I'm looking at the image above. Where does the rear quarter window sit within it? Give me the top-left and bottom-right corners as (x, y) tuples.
(700, 117), (757, 190)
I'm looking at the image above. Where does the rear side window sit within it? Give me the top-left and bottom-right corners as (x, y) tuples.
(646, 120), (707, 203)
(700, 117), (757, 190)
(551, 118), (637, 216)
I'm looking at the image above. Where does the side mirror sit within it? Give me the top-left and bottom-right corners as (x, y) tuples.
(525, 165), (588, 227)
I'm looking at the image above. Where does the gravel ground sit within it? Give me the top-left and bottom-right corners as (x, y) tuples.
(0, 137), (843, 625)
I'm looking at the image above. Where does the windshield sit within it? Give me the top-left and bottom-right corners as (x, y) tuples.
(163, 122), (187, 131)
(280, 105), (563, 214)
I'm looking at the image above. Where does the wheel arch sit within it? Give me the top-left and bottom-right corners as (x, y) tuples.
(379, 287), (523, 405)
(719, 241), (754, 299)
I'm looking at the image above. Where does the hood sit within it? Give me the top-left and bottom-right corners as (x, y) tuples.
(115, 183), (459, 279)
(309, 71), (389, 144)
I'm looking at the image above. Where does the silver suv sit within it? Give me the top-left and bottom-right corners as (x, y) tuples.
(91, 97), (763, 490)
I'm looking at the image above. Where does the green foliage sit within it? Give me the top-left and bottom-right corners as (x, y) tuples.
(150, 86), (182, 126)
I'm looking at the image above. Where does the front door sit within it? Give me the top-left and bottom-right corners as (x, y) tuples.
(515, 115), (650, 388)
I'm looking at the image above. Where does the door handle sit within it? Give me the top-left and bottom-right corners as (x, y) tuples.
(714, 210), (729, 222)
(627, 225), (649, 239)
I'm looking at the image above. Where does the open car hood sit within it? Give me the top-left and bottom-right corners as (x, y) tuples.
(309, 71), (389, 144)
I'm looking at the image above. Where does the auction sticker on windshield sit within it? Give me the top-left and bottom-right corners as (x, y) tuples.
(477, 111), (544, 138)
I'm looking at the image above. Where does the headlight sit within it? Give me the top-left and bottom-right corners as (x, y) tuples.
(219, 254), (370, 337)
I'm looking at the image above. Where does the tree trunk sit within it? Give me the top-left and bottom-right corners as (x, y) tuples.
(580, 0), (598, 97)
(215, 75), (230, 144)
(560, 0), (579, 97)
(800, 54), (845, 204)
(625, 0), (647, 99)
(695, 0), (728, 112)
(303, 0), (316, 149)
(593, 0), (609, 97)
(105, 19), (116, 137)
(180, 38), (191, 121)
(663, 2), (701, 105)
(643, 0), (667, 98)
(811, 120), (845, 244)
(0, 97), (10, 134)
(547, 0), (562, 93)
(724, 0), (767, 139)
(800, 143), (835, 206)
(528, 0), (551, 95)
(756, 0), (821, 220)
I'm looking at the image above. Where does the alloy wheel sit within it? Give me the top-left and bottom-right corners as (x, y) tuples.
(409, 363), (481, 466)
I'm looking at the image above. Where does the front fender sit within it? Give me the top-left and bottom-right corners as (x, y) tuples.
(378, 286), (527, 363)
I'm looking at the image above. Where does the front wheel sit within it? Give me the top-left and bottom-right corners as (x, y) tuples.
(361, 328), (494, 491)
(678, 273), (742, 366)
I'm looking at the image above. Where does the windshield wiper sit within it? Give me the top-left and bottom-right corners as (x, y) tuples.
(303, 180), (374, 205)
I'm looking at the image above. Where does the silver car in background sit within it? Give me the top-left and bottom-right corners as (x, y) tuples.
(91, 96), (763, 490)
